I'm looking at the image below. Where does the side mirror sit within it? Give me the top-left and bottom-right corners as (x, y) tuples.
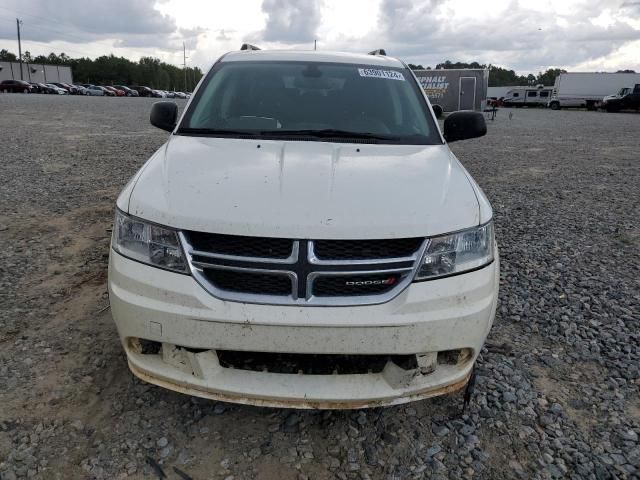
(432, 104), (443, 119)
(443, 111), (487, 142)
(150, 101), (178, 132)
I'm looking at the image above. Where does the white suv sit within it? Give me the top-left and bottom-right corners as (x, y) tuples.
(108, 46), (498, 408)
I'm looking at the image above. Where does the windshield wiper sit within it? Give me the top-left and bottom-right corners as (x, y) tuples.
(177, 127), (400, 141)
(260, 129), (398, 140)
(176, 127), (261, 136)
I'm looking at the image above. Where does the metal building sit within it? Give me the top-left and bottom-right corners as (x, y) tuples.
(412, 69), (488, 112)
(0, 61), (73, 84)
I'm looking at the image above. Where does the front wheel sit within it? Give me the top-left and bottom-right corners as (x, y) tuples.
(549, 102), (560, 110)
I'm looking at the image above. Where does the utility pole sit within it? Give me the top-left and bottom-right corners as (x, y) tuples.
(183, 42), (187, 92)
(16, 18), (23, 80)
(314, 39), (317, 51)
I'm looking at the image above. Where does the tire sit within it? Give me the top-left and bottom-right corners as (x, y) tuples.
(550, 102), (560, 110)
(586, 101), (596, 111)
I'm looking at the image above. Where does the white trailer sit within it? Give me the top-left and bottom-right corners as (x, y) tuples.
(502, 85), (553, 107)
(549, 72), (640, 110)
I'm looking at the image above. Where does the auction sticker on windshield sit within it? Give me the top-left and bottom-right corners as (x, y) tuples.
(358, 68), (405, 81)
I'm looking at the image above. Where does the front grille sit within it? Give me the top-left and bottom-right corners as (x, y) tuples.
(217, 351), (418, 374)
(314, 238), (423, 260)
(313, 273), (403, 297)
(187, 231), (293, 258)
(203, 269), (291, 296)
(181, 232), (425, 306)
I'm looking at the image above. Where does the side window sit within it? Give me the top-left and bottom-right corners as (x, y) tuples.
(527, 91), (537, 97)
(539, 91), (549, 98)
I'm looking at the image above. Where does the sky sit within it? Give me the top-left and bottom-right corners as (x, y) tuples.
(0, 0), (639, 75)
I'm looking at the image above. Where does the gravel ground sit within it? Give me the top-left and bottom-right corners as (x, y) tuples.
(0, 94), (638, 480)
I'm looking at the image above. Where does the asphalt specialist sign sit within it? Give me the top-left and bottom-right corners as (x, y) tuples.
(417, 75), (450, 100)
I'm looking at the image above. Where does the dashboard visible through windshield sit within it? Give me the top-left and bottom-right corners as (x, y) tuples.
(178, 61), (441, 145)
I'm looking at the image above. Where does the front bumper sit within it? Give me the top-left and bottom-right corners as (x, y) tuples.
(108, 250), (499, 408)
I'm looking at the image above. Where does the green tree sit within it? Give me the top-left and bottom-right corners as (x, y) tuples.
(488, 66), (529, 87)
(0, 49), (18, 61)
(536, 68), (566, 86)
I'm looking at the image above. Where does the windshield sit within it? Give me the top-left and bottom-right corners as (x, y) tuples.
(179, 60), (440, 144)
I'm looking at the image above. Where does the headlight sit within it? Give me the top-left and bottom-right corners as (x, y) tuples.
(414, 222), (494, 281)
(112, 210), (188, 273)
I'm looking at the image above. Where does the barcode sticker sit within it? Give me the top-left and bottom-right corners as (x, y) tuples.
(358, 68), (405, 81)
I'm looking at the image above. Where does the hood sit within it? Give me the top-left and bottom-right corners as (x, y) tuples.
(124, 136), (481, 239)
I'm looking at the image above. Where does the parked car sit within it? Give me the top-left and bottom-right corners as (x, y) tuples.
(101, 86), (117, 97)
(109, 86), (126, 97)
(0, 79), (32, 93)
(151, 89), (166, 98)
(73, 85), (88, 95)
(165, 90), (176, 98)
(114, 85), (138, 97)
(130, 85), (154, 97)
(45, 83), (68, 95)
(50, 82), (77, 95)
(602, 84), (640, 112)
(35, 82), (57, 94)
(29, 82), (46, 94)
(108, 46), (496, 409)
(85, 85), (105, 96)
(174, 91), (187, 99)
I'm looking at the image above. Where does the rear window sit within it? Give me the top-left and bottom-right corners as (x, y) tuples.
(179, 60), (441, 145)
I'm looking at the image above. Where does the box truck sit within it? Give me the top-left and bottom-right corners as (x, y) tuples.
(548, 72), (640, 110)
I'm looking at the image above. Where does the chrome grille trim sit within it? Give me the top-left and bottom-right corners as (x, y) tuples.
(191, 240), (299, 264)
(307, 240), (420, 266)
(179, 232), (429, 307)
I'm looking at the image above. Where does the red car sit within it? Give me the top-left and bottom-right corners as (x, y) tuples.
(101, 86), (117, 97)
(0, 79), (32, 93)
(104, 86), (125, 97)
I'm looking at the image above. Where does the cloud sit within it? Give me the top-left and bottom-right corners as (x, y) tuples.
(344, 0), (640, 72)
(0, 0), (637, 73)
(0, 0), (182, 49)
(260, 0), (322, 43)
(216, 29), (235, 41)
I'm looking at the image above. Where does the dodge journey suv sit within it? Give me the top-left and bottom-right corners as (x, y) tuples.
(108, 45), (498, 408)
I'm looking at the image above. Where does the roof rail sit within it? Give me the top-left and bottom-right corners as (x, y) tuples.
(240, 43), (261, 51)
(368, 49), (387, 56)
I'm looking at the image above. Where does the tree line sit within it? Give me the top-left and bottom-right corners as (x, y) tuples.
(0, 49), (203, 91)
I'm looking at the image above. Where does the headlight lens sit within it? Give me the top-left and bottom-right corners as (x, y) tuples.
(414, 222), (494, 281)
(112, 210), (188, 273)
